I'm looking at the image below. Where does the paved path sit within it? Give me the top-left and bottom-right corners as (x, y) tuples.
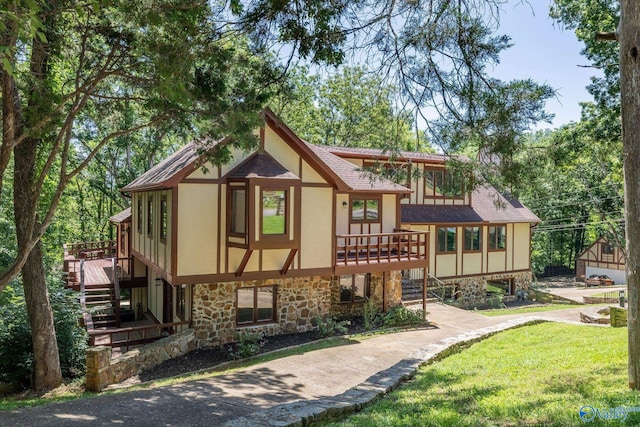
(537, 284), (626, 303)
(0, 304), (601, 426)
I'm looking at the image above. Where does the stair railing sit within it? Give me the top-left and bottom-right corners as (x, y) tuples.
(112, 257), (122, 327)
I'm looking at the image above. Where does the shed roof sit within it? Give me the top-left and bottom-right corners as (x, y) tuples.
(401, 186), (540, 224)
(109, 207), (131, 224)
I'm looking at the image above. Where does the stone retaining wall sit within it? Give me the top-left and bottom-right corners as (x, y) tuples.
(85, 329), (196, 392)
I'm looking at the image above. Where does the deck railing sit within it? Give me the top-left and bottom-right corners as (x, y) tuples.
(88, 321), (190, 352)
(335, 230), (428, 266)
(64, 240), (116, 260)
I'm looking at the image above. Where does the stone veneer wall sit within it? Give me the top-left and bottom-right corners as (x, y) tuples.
(331, 270), (403, 318)
(441, 271), (533, 305)
(85, 329), (196, 392)
(191, 276), (332, 347)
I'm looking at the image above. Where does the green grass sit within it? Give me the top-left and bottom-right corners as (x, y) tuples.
(262, 214), (285, 234)
(479, 304), (576, 317)
(330, 323), (640, 426)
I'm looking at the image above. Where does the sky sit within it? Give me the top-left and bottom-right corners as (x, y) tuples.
(492, 1), (602, 130)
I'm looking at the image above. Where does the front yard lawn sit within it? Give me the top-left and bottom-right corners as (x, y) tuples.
(479, 303), (575, 316)
(331, 323), (640, 426)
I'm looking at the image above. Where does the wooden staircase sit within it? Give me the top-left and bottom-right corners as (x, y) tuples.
(83, 284), (118, 329)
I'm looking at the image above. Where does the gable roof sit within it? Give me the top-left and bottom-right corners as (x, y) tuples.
(121, 109), (411, 194)
(401, 186), (540, 224)
(226, 152), (299, 180)
(121, 142), (202, 192)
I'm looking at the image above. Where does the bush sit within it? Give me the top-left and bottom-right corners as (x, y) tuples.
(382, 306), (427, 328)
(316, 316), (350, 338)
(0, 278), (87, 386)
(363, 298), (382, 330)
(228, 330), (265, 359)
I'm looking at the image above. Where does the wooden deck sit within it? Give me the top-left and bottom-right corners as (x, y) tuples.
(80, 258), (114, 287)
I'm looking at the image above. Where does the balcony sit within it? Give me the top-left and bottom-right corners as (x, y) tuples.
(334, 229), (429, 274)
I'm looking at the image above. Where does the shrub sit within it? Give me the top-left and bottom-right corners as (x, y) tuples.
(382, 306), (427, 328)
(363, 298), (382, 330)
(0, 278), (87, 386)
(316, 316), (350, 338)
(228, 330), (265, 359)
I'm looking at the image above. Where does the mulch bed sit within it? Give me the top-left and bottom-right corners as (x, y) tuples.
(139, 320), (365, 382)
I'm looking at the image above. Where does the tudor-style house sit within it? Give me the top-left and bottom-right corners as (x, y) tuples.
(326, 146), (540, 302)
(63, 108), (538, 348)
(576, 237), (626, 285)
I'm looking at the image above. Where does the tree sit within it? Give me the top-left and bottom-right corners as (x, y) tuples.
(273, 66), (422, 151)
(552, 0), (640, 389)
(1, 0), (555, 390)
(618, 1), (640, 390)
(0, 1), (285, 390)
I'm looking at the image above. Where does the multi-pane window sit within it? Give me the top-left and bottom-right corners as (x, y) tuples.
(262, 190), (286, 235)
(437, 227), (456, 253)
(160, 197), (167, 241)
(424, 169), (464, 198)
(488, 225), (506, 250)
(237, 286), (276, 325)
(230, 188), (247, 236)
(339, 273), (370, 303)
(351, 198), (380, 222)
(602, 243), (614, 254)
(464, 227), (481, 251)
(147, 197), (153, 237)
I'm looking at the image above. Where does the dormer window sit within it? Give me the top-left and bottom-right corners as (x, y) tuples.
(225, 152), (300, 251)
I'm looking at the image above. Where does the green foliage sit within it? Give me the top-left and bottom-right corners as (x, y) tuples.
(381, 306), (426, 328)
(316, 316), (350, 338)
(331, 323), (637, 426)
(274, 66), (424, 152)
(228, 330), (265, 360)
(362, 298), (381, 330)
(0, 279), (87, 386)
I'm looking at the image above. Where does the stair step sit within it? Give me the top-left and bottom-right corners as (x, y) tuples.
(85, 300), (113, 307)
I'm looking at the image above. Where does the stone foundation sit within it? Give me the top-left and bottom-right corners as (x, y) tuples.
(191, 276), (332, 347)
(191, 271), (405, 347)
(441, 271), (533, 306)
(331, 270), (403, 318)
(85, 329), (196, 392)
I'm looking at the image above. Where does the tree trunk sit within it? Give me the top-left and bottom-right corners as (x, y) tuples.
(620, 1), (640, 389)
(14, 135), (63, 391)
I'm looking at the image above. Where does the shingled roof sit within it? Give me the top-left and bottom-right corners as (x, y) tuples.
(227, 152), (299, 180)
(401, 186), (540, 224)
(323, 145), (449, 163)
(108, 207), (131, 224)
(122, 142), (202, 192)
(305, 143), (411, 193)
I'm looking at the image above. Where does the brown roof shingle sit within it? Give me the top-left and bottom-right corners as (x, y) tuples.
(108, 207), (131, 224)
(226, 152), (299, 180)
(401, 186), (540, 224)
(305, 143), (411, 193)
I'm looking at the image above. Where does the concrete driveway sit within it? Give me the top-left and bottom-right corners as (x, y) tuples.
(538, 284), (626, 303)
